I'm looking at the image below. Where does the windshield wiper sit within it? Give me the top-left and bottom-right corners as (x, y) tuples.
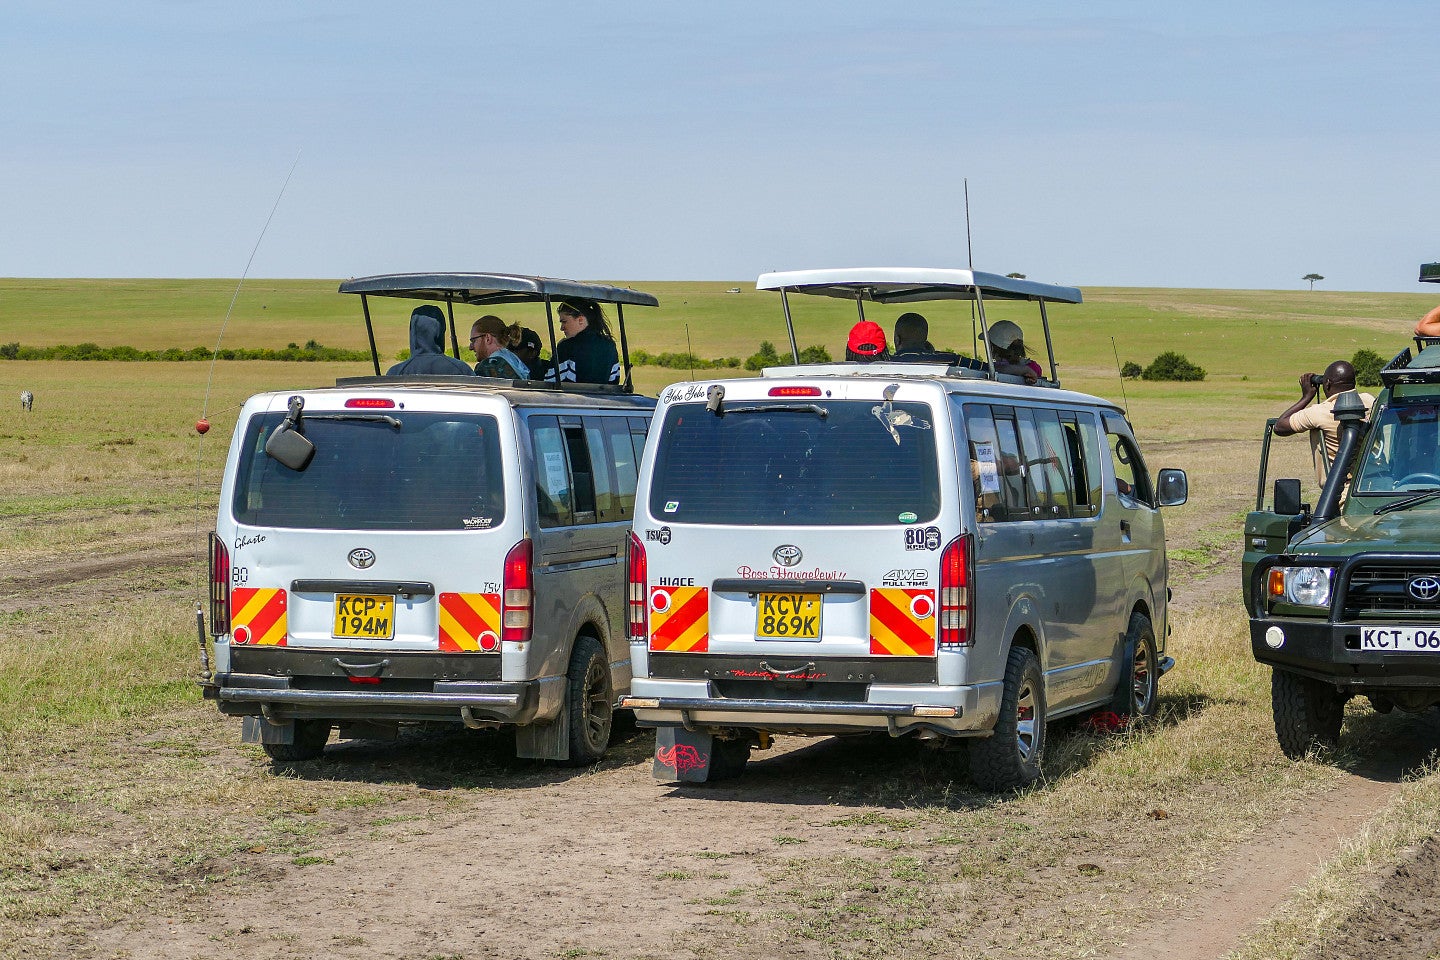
(302, 412), (402, 429)
(725, 403), (829, 418)
(1374, 490), (1440, 515)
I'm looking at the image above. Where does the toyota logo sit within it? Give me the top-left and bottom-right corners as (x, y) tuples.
(773, 544), (803, 567)
(348, 548), (376, 570)
(1408, 576), (1440, 602)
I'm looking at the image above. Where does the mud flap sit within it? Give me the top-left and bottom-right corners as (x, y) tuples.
(241, 716), (294, 744)
(516, 712), (569, 761)
(653, 727), (714, 782)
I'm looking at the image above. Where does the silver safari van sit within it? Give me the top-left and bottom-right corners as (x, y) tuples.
(204, 274), (656, 763)
(620, 268), (1187, 789)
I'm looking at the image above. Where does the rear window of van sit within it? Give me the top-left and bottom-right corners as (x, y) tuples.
(648, 400), (940, 525)
(233, 411), (505, 530)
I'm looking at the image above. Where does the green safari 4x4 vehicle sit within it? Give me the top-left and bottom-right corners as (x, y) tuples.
(1245, 265), (1440, 757)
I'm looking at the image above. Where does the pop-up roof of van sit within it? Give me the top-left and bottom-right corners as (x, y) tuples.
(338, 273), (659, 307)
(755, 268), (1081, 304)
(336, 272), (658, 388)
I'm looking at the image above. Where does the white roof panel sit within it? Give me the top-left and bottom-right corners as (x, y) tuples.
(755, 267), (1081, 304)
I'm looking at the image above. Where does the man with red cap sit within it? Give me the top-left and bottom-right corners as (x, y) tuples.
(846, 320), (889, 362)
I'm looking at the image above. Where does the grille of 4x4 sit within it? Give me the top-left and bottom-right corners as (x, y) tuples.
(1343, 563), (1440, 619)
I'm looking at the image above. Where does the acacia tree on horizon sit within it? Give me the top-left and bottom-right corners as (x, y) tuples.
(1303, 273), (1324, 291)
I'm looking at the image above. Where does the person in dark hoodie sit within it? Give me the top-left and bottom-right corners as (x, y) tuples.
(386, 305), (475, 376)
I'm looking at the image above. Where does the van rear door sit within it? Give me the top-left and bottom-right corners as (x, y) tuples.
(225, 395), (517, 656)
(639, 386), (956, 682)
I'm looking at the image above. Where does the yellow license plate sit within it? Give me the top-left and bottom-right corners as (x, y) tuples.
(755, 593), (821, 640)
(333, 594), (395, 639)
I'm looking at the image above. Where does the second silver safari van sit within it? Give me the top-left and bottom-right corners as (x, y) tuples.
(620, 268), (1187, 789)
(204, 273), (656, 764)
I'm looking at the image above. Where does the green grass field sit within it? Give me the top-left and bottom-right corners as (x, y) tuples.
(3, 278), (1434, 447)
(2, 278), (1440, 959)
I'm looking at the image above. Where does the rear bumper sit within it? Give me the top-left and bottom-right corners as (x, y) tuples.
(216, 675), (545, 724)
(211, 646), (550, 724)
(621, 677), (999, 737)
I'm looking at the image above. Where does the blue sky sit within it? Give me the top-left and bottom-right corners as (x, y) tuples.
(3, 1), (1438, 290)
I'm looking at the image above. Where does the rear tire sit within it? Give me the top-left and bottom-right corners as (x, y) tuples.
(969, 646), (1046, 791)
(1272, 669), (1344, 759)
(262, 719), (331, 762)
(1110, 613), (1159, 720)
(562, 635), (613, 766)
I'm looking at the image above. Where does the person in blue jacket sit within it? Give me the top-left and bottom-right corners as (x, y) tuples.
(386, 305), (474, 376)
(549, 301), (620, 385)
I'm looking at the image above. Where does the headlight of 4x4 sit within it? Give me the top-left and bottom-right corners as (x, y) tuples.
(1268, 566), (1334, 608)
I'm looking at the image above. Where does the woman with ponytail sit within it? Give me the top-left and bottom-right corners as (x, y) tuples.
(469, 315), (530, 380)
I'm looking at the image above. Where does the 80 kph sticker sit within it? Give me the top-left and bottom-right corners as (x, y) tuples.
(1361, 627), (1440, 651)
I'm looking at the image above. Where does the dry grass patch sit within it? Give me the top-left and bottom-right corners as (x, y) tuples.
(1230, 759), (1440, 960)
(690, 606), (1343, 959)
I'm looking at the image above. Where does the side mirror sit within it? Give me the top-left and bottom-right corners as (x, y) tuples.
(264, 395), (315, 471)
(1273, 478), (1303, 516)
(265, 424), (315, 471)
(1156, 468), (1188, 507)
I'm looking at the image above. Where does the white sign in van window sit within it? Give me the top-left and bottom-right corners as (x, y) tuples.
(544, 450), (568, 494)
(974, 441), (1001, 494)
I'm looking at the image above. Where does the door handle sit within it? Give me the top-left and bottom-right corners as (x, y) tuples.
(1120, 519), (1132, 541)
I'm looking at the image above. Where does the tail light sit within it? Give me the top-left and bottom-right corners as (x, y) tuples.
(209, 532), (230, 635)
(626, 532), (648, 640)
(502, 539), (534, 642)
(939, 534), (972, 648)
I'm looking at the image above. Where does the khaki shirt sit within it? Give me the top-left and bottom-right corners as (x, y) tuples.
(1289, 390), (1376, 488)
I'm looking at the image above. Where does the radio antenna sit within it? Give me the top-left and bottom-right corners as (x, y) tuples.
(1110, 337), (1132, 418)
(964, 178), (975, 270)
(192, 151), (302, 676)
(965, 178), (979, 357)
(686, 324), (695, 381)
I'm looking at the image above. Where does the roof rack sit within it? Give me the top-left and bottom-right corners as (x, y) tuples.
(1380, 346), (1440, 386)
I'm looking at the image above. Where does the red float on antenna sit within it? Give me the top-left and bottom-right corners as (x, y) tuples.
(196, 419), (211, 434)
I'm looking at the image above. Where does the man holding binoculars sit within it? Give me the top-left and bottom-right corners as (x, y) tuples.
(1273, 360), (1375, 490)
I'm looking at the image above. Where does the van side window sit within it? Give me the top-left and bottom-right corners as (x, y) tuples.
(1016, 408), (1066, 518)
(602, 416), (641, 520)
(561, 419), (598, 521)
(529, 416), (573, 528)
(964, 404), (1027, 522)
(628, 417), (649, 470)
(1028, 408), (1077, 518)
(1059, 412), (1102, 515)
(990, 408), (1032, 520)
(583, 418), (617, 522)
(1104, 417), (1153, 506)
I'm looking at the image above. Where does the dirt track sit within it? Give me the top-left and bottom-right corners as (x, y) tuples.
(10, 442), (1440, 960)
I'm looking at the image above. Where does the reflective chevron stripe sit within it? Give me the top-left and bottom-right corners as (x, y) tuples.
(869, 588), (936, 656)
(232, 587), (287, 646)
(438, 592), (502, 652)
(649, 586), (709, 653)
